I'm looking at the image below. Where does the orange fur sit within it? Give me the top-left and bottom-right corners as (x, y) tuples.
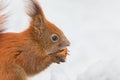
(0, 0), (70, 80)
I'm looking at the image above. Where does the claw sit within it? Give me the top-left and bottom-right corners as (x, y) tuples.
(50, 48), (69, 64)
(56, 55), (65, 62)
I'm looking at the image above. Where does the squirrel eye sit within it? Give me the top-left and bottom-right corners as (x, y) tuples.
(51, 34), (59, 42)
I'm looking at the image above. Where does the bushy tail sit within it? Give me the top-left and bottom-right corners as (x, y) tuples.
(0, 6), (4, 32)
(0, 0), (8, 32)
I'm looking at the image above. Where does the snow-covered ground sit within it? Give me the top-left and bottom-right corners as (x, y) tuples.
(1, 0), (120, 80)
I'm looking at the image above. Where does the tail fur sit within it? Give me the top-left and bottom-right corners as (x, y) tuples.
(0, 0), (5, 32)
(0, 6), (4, 31)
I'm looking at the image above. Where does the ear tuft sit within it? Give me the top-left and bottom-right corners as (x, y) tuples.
(25, 0), (45, 19)
(25, 0), (46, 36)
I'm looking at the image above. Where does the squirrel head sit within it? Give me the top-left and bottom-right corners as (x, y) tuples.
(26, 0), (70, 54)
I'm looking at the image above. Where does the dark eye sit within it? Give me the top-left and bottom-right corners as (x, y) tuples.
(51, 34), (59, 42)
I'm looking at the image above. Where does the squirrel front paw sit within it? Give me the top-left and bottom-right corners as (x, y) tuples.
(49, 48), (68, 64)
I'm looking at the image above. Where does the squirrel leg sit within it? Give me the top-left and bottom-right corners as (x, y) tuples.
(0, 64), (27, 80)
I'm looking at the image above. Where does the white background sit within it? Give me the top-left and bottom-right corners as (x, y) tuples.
(1, 0), (120, 80)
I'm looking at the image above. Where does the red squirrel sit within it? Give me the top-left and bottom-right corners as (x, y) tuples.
(0, 0), (70, 80)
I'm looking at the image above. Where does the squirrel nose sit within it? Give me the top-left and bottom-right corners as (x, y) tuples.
(63, 37), (70, 47)
(66, 40), (70, 46)
(58, 40), (70, 48)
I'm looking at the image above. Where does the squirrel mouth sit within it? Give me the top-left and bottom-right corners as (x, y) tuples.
(56, 49), (64, 53)
(50, 49), (64, 54)
(51, 47), (70, 55)
(49, 48), (67, 54)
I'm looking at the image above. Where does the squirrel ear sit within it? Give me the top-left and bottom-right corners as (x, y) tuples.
(31, 15), (45, 36)
(26, 0), (46, 35)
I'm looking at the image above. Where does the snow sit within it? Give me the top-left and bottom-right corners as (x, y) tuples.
(2, 0), (120, 80)
(77, 58), (120, 80)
